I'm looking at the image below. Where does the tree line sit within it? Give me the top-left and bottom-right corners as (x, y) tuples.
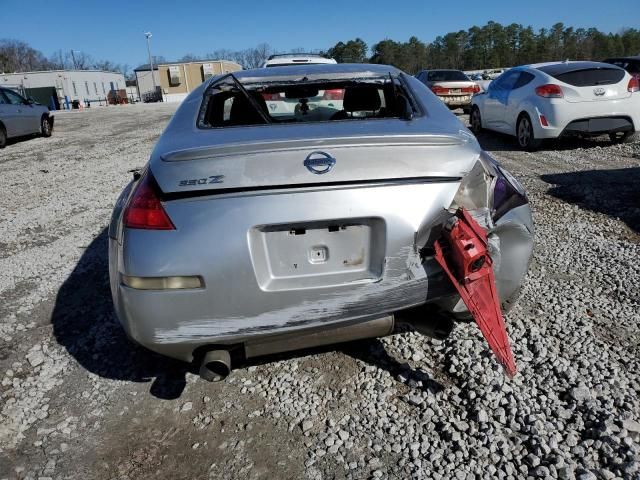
(326, 22), (640, 74)
(0, 39), (130, 77)
(2, 22), (639, 78)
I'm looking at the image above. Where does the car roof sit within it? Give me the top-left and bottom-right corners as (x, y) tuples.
(267, 53), (328, 60)
(229, 63), (402, 83)
(603, 55), (640, 61)
(528, 61), (625, 75)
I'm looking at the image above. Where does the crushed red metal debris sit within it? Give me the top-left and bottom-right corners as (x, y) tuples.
(434, 208), (517, 377)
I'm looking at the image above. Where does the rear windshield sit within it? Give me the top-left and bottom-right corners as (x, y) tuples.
(198, 75), (415, 128)
(539, 66), (625, 87)
(427, 70), (469, 82)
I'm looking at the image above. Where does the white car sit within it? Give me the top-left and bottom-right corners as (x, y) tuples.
(262, 53), (337, 68)
(470, 61), (640, 150)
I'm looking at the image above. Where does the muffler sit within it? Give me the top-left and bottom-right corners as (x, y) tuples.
(199, 349), (231, 382)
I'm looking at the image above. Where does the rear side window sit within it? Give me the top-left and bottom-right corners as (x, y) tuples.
(427, 70), (469, 82)
(542, 67), (625, 87)
(514, 72), (535, 89)
(492, 70), (521, 90)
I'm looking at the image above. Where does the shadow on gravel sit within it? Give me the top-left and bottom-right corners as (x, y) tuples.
(341, 337), (446, 394)
(474, 130), (619, 152)
(239, 335), (446, 394)
(541, 167), (640, 233)
(51, 228), (190, 400)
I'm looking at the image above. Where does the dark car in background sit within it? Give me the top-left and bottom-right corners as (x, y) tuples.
(603, 56), (640, 80)
(0, 87), (53, 148)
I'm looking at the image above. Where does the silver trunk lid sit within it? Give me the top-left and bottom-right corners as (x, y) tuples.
(151, 117), (480, 194)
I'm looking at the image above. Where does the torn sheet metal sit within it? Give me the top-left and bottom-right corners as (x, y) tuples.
(434, 208), (517, 377)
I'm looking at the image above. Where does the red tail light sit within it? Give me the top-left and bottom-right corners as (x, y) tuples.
(323, 89), (344, 100)
(535, 84), (563, 98)
(123, 171), (175, 230)
(262, 92), (282, 101)
(539, 114), (549, 127)
(460, 85), (481, 94)
(430, 85), (448, 94)
(628, 76), (639, 92)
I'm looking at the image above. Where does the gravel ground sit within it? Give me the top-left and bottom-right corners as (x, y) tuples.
(1, 104), (640, 480)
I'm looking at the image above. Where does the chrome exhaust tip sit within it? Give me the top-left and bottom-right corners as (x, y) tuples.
(199, 350), (231, 382)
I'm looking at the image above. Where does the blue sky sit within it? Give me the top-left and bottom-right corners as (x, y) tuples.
(4, 0), (635, 68)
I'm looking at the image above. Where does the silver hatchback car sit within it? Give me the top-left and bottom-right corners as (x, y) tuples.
(108, 64), (533, 379)
(0, 87), (53, 148)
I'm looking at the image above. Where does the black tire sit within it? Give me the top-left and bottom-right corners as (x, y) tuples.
(470, 106), (483, 134)
(609, 131), (639, 144)
(41, 115), (52, 137)
(0, 125), (6, 148)
(516, 113), (542, 151)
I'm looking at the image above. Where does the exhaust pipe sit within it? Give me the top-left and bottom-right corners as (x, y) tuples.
(199, 350), (231, 382)
(197, 315), (394, 381)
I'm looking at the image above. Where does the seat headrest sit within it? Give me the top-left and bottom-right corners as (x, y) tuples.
(343, 86), (381, 112)
(229, 92), (268, 125)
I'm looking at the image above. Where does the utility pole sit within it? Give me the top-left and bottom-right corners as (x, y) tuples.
(144, 32), (157, 95)
(70, 50), (77, 70)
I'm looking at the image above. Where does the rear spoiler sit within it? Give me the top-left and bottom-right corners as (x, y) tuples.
(161, 134), (467, 162)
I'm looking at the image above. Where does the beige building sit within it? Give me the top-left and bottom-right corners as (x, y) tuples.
(158, 59), (242, 103)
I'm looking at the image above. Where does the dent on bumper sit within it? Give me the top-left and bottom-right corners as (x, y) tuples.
(113, 252), (457, 362)
(435, 204), (534, 316)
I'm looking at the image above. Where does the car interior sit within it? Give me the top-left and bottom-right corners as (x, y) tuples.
(199, 79), (414, 128)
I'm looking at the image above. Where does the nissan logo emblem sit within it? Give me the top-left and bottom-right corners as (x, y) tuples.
(303, 151), (336, 175)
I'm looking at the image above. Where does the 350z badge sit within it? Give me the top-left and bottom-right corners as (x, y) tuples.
(178, 175), (225, 187)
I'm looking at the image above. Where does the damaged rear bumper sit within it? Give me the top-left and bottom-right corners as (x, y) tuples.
(109, 158), (534, 364)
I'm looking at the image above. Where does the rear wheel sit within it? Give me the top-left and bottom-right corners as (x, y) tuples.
(609, 131), (639, 144)
(470, 107), (483, 134)
(41, 116), (52, 137)
(516, 114), (542, 151)
(0, 125), (6, 148)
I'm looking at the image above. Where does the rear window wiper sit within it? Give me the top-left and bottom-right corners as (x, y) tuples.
(228, 73), (272, 124)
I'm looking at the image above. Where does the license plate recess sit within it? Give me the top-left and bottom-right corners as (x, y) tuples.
(249, 218), (386, 291)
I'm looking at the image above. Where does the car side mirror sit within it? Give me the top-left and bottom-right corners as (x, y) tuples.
(25, 97), (35, 105)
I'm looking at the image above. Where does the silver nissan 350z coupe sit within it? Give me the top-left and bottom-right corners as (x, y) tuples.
(108, 64), (534, 380)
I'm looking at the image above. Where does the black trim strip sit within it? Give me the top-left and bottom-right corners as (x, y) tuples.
(161, 176), (462, 201)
